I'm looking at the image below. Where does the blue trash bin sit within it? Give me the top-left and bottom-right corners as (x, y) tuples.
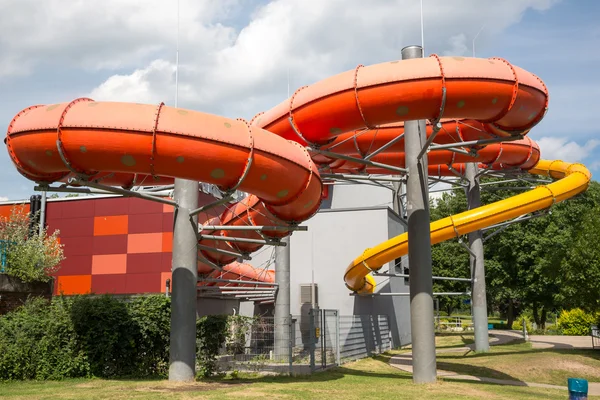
(568, 378), (588, 400)
(488, 323), (494, 330)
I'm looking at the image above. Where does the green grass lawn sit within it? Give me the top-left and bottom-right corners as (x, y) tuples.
(0, 351), (586, 400)
(434, 341), (600, 387)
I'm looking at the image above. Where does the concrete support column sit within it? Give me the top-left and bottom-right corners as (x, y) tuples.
(465, 163), (489, 352)
(402, 45), (437, 384)
(169, 178), (199, 381)
(274, 236), (291, 362)
(39, 190), (47, 236)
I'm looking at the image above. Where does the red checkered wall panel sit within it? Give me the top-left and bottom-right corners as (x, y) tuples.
(1, 191), (223, 296)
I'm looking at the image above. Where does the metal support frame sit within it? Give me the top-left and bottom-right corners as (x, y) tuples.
(364, 133), (405, 160)
(197, 244), (251, 260)
(428, 134), (523, 152)
(402, 45), (437, 384)
(375, 272), (472, 282)
(308, 147), (408, 175)
(482, 186), (534, 191)
(417, 122), (443, 160)
(458, 239), (477, 259)
(197, 234), (285, 247)
(189, 194), (234, 216)
(68, 177), (177, 207)
(38, 190), (47, 235)
(351, 292), (470, 297)
(428, 176), (467, 187)
(199, 225), (307, 232)
(321, 173), (405, 183)
(197, 278), (278, 286)
(274, 236), (291, 362)
(169, 177), (199, 382)
(482, 211), (549, 242)
(465, 162), (489, 353)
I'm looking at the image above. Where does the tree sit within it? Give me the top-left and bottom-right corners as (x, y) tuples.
(430, 190), (470, 314)
(0, 206), (64, 283)
(429, 176), (600, 329)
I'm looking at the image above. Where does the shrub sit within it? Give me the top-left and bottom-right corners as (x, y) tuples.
(0, 294), (172, 381)
(0, 297), (90, 380)
(0, 294), (247, 381)
(513, 314), (533, 332)
(1, 207), (64, 283)
(558, 308), (597, 336)
(196, 315), (229, 378)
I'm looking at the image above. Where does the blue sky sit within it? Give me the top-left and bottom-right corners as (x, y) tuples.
(0, 0), (597, 201)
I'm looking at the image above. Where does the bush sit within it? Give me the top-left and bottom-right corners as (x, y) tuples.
(0, 294), (249, 381)
(196, 315), (229, 378)
(0, 297), (90, 380)
(1, 207), (64, 283)
(513, 314), (533, 332)
(0, 294), (171, 381)
(557, 308), (597, 336)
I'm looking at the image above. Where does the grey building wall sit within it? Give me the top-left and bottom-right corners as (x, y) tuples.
(245, 183), (412, 348)
(198, 183), (412, 348)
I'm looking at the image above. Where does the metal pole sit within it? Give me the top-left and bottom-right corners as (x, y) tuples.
(169, 179), (199, 381)
(465, 162), (489, 352)
(38, 190), (46, 235)
(169, 0), (199, 381)
(402, 45), (437, 384)
(274, 236), (291, 362)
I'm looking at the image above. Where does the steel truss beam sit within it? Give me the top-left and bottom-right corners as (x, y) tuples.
(364, 133), (405, 160)
(374, 272), (472, 282)
(197, 244), (251, 260)
(197, 278), (278, 286)
(321, 173), (405, 183)
(351, 291), (471, 297)
(189, 195), (234, 216)
(198, 225), (307, 232)
(197, 234), (285, 247)
(429, 134), (524, 152)
(67, 177), (177, 206)
(482, 211), (550, 242)
(308, 147), (408, 174)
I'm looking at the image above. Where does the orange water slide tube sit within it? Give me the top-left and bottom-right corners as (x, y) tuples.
(4, 100), (323, 272)
(5, 55), (550, 287)
(197, 56), (547, 266)
(251, 56), (547, 145)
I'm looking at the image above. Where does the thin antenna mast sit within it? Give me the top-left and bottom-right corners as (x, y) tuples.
(175, 0), (180, 107)
(420, 0), (425, 57)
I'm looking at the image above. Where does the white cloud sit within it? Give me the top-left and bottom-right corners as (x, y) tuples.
(0, 0), (238, 79)
(537, 137), (599, 163)
(72, 0), (565, 119)
(0, 196), (8, 202)
(0, 0), (569, 199)
(443, 34), (469, 56)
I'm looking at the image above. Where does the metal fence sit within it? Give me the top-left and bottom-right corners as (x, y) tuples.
(338, 314), (391, 362)
(592, 325), (600, 350)
(0, 239), (10, 272)
(216, 310), (391, 374)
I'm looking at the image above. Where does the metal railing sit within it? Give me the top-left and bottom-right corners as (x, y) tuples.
(592, 325), (600, 350)
(215, 310), (391, 374)
(434, 316), (474, 332)
(0, 239), (11, 273)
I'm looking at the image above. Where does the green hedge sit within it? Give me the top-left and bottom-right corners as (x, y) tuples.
(0, 295), (172, 380)
(0, 294), (251, 381)
(557, 308), (598, 336)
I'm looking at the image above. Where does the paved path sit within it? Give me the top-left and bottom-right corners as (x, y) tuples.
(529, 334), (593, 349)
(388, 330), (600, 396)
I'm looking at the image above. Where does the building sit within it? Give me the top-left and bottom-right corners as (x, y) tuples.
(0, 182), (411, 348)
